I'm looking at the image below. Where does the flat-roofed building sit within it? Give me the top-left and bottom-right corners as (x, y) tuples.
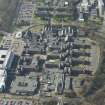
(0, 49), (14, 70)
(97, 0), (104, 17)
(77, 0), (104, 21)
(10, 75), (38, 95)
(0, 48), (14, 92)
(0, 70), (7, 92)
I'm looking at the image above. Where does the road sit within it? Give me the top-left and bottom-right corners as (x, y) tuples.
(90, 11), (105, 46)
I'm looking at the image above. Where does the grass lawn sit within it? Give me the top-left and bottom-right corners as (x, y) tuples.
(31, 15), (47, 32)
(30, 25), (44, 32)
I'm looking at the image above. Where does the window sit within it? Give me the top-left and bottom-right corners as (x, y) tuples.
(18, 82), (28, 87)
(1, 55), (6, 58)
(0, 60), (3, 64)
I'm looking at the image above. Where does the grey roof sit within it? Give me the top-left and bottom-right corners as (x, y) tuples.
(10, 74), (37, 94)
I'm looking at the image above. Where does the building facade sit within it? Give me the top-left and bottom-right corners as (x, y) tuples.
(0, 49), (14, 92)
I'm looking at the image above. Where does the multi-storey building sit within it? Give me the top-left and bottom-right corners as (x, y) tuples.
(77, 0), (104, 21)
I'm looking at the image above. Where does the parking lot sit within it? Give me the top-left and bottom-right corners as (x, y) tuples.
(16, 0), (36, 25)
(0, 99), (32, 105)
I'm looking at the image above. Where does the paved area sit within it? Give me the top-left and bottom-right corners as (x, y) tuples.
(0, 98), (33, 105)
(89, 39), (100, 74)
(16, 0), (36, 25)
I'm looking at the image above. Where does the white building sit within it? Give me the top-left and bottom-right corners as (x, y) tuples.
(0, 49), (14, 92)
(0, 70), (7, 92)
(0, 49), (14, 70)
(78, 0), (104, 21)
(97, 0), (104, 17)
